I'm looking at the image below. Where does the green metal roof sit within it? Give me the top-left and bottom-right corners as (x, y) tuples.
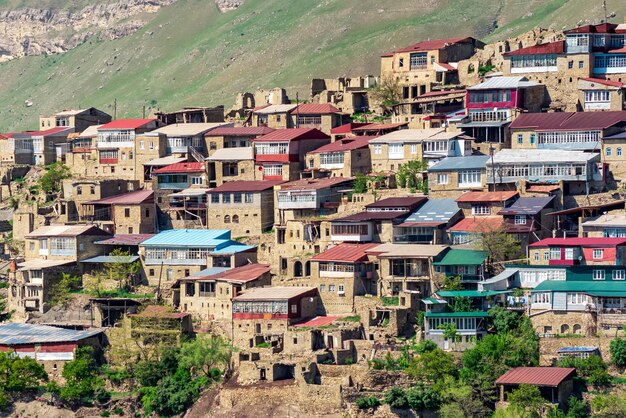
(425, 311), (491, 318)
(422, 297), (448, 305)
(433, 249), (488, 266)
(533, 280), (626, 295)
(436, 290), (511, 298)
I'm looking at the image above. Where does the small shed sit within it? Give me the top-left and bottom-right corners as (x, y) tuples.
(496, 367), (575, 407)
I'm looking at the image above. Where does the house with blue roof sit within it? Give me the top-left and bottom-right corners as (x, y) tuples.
(427, 155), (489, 198)
(138, 229), (257, 285)
(393, 198), (462, 244)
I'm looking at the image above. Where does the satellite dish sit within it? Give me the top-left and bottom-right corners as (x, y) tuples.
(578, 256), (583, 261)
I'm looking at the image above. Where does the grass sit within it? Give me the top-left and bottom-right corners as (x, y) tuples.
(381, 296), (399, 306)
(2, 0), (626, 131)
(342, 315), (361, 322)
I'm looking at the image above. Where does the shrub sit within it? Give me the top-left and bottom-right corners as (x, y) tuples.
(355, 396), (380, 409)
(412, 340), (438, 354)
(112, 408), (124, 415)
(384, 387), (408, 409)
(610, 336), (626, 367)
(101, 412), (110, 417)
(406, 385), (441, 411)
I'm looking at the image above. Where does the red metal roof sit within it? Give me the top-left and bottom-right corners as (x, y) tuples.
(254, 128), (330, 142)
(153, 162), (205, 174)
(496, 367), (575, 387)
(456, 191), (518, 203)
(448, 217), (503, 233)
(95, 234), (155, 246)
(580, 77), (624, 88)
(290, 103), (341, 115)
(565, 23), (618, 34)
(31, 127), (73, 136)
(85, 190), (154, 205)
(307, 136), (375, 154)
(384, 37), (473, 56)
(510, 111), (626, 131)
(351, 122), (408, 132)
(504, 41), (565, 56)
(529, 237), (626, 248)
(205, 126), (275, 137)
(207, 180), (283, 193)
(99, 118), (156, 130)
(436, 63), (457, 71)
(527, 185), (561, 193)
(334, 211), (409, 223)
(330, 122), (369, 134)
(366, 196), (427, 209)
(293, 316), (340, 327)
(312, 243), (380, 263)
(279, 177), (353, 191)
(188, 264), (271, 283)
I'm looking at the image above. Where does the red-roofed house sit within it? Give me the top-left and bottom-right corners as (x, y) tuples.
(172, 263), (272, 323)
(81, 190), (156, 234)
(13, 127), (75, 165)
(496, 367), (575, 407)
(455, 191), (519, 217)
(204, 126), (275, 157)
(448, 216), (504, 245)
(578, 77), (626, 111)
(207, 180), (283, 235)
(253, 128), (331, 180)
(528, 237), (626, 266)
(288, 103), (347, 134)
(305, 136), (374, 177)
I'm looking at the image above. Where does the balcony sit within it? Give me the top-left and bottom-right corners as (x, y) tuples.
(99, 158), (118, 164)
(394, 234), (433, 244)
(157, 182), (189, 190)
(549, 259), (576, 266)
(50, 248), (74, 256)
(276, 192), (318, 210)
(144, 258), (208, 266)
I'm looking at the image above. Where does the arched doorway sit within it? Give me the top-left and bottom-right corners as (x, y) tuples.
(294, 261), (303, 277)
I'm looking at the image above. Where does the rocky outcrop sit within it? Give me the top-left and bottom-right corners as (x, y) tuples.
(215, 0), (245, 12)
(0, 0), (177, 61)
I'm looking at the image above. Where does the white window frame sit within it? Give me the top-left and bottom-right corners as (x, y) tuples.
(593, 249), (604, 259)
(614, 270), (625, 280)
(593, 269), (606, 280)
(437, 174), (449, 185)
(471, 205), (491, 216)
(514, 215), (526, 225)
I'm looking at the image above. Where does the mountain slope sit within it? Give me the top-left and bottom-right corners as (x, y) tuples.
(0, 0), (624, 131)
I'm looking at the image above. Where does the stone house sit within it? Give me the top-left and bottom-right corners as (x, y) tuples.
(432, 249), (489, 288)
(368, 128), (473, 173)
(172, 263), (272, 323)
(456, 191), (518, 218)
(204, 126), (274, 157)
(330, 122), (408, 141)
(138, 229), (257, 285)
(393, 198), (463, 244)
(287, 103), (347, 134)
(581, 213), (626, 238)
(253, 128), (331, 181)
(0, 134), (32, 165)
(304, 136), (374, 178)
(528, 237), (626, 267)
(577, 78), (626, 111)
(207, 180), (283, 236)
(499, 195), (556, 248)
(496, 367), (575, 408)
(392, 89), (467, 128)
(206, 147), (255, 187)
(9, 225), (111, 313)
(428, 155), (489, 198)
(146, 122), (227, 160)
(155, 106), (225, 125)
(252, 104), (298, 129)
(39, 108), (111, 132)
(81, 190), (156, 235)
(13, 127), (74, 165)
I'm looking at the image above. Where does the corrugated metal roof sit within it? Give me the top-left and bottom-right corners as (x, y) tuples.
(253, 104), (298, 114)
(557, 347), (599, 353)
(168, 188), (210, 197)
(351, 122), (408, 132)
(312, 243), (380, 263)
(534, 279), (626, 295)
(433, 249), (488, 266)
(293, 316), (341, 327)
(333, 211), (409, 223)
(279, 177), (352, 191)
(429, 155), (489, 172)
(467, 76), (538, 90)
(17, 260), (75, 271)
(448, 216), (503, 233)
(456, 191), (518, 203)
(207, 180), (283, 193)
(144, 156), (187, 166)
(495, 367), (575, 387)
(330, 122), (369, 134)
(307, 136), (374, 154)
(527, 185), (561, 193)
(181, 263), (270, 283)
(579, 77), (624, 88)
(582, 214), (626, 228)
(290, 103), (341, 115)
(140, 229), (231, 247)
(403, 198), (461, 224)
(529, 237), (626, 247)
(150, 123), (228, 136)
(80, 255), (139, 263)
(99, 118), (156, 130)
(210, 244), (255, 254)
(491, 149), (599, 164)
(85, 190), (154, 206)
(26, 225), (110, 238)
(436, 290), (509, 298)
(510, 111), (626, 131)
(193, 267), (230, 276)
(233, 286), (317, 301)
(384, 37), (473, 55)
(254, 128), (330, 142)
(153, 162), (205, 174)
(499, 196), (555, 216)
(205, 126), (275, 137)
(0, 323), (103, 345)
(503, 41), (565, 56)
(366, 243), (448, 258)
(205, 147), (253, 161)
(95, 234), (155, 246)
(77, 125), (102, 138)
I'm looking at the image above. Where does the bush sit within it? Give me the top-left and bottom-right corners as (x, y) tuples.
(112, 407), (124, 415)
(412, 340), (438, 354)
(558, 355), (611, 386)
(94, 386), (111, 404)
(406, 385), (441, 411)
(610, 336), (626, 367)
(384, 387), (408, 409)
(100, 411), (110, 417)
(355, 396), (380, 409)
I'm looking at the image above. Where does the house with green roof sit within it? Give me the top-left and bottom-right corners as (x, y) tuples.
(433, 248), (488, 287)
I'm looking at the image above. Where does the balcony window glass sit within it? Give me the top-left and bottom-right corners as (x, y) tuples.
(459, 170), (482, 187)
(255, 142), (288, 155)
(550, 248), (561, 260)
(320, 153), (344, 165)
(211, 194), (219, 204)
(222, 193), (231, 204)
(50, 237), (75, 255)
(244, 193), (253, 204)
(191, 176), (202, 185)
(233, 193), (242, 203)
(471, 205), (490, 215)
(593, 269), (606, 280)
(614, 270), (625, 280)
(373, 144), (382, 155)
(565, 248), (574, 260)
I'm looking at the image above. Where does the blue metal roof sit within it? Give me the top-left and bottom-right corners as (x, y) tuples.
(428, 155), (489, 172)
(0, 323), (103, 345)
(403, 199), (461, 224)
(499, 196), (555, 216)
(193, 267), (230, 276)
(80, 255), (139, 264)
(140, 229), (232, 247)
(211, 244), (256, 254)
(557, 347), (599, 353)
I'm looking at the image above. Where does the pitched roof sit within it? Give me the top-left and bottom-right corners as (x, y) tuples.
(565, 22), (618, 34)
(205, 147), (254, 161)
(150, 123), (227, 136)
(369, 128), (460, 144)
(233, 286), (317, 301)
(290, 103), (341, 115)
(433, 249), (488, 266)
(254, 128), (330, 142)
(579, 77), (625, 88)
(429, 155), (488, 172)
(85, 190), (154, 205)
(99, 118), (156, 130)
(527, 185), (561, 193)
(144, 156), (187, 166)
(503, 41), (565, 56)
(509, 111), (626, 131)
(456, 191), (518, 203)
(181, 263), (271, 283)
(253, 104), (298, 114)
(499, 196), (554, 216)
(366, 243), (448, 258)
(351, 122), (408, 133)
(0, 323), (103, 345)
(330, 122), (369, 134)
(467, 76), (538, 90)
(334, 211), (410, 222)
(384, 37), (474, 56)
(153, 162), (205, 174)
(140, 229), (231, 247)
(77, 124), (102, 138)
(278, 177), (352, 191)
(401, 198), (461, 225)
(307, 136), (374, 154)
(207, 180), (283, 193)
(26, 225), (110, 238)
(529, 237), (626, 247)
(95, 234), (155, 246)
(19, 127), (74, 137)
(448, 217), (503, 233)
(533, 279), (626, 295)
(312, 243), (380, 263)
(436, 290), (509, 298)
(491, 149), (600, 164)
(495, 367), (575, 387)
(366, 196), (427, 209)
(205, 126), (275, 137)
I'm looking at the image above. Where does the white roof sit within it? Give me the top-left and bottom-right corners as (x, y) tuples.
(467, 76), (538, 90)
(369, 128), (461, 144)
(78, 125), (102, 138)
(254, 104), (298, 114)
(144, 156), (187, 166)
(582, 214), (626, 228)
(149, 123), (230, 137)
(366, 243), (448, 258)
(55, 109), (88, 117)
(206, 147), (254, 161)
(17, 259), (75, 271)
(168, 188), (210, 197)
(490, 149), (600, 164)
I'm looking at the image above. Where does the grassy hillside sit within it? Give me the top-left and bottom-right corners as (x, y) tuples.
(0, 0), (625, 131)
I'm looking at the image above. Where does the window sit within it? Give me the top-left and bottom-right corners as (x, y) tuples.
(517, 134), (523, 144)
(532, 292), (551, 304)
(76, 186), (82, 195)
(409, 52), (427, 69)
(124, 208), (130, 217)
(145, 208), (150, 218)
(50, 237), (75, 255)
(128, 227), (133, 234)
(458, 170), (482, 187)
(211, 194), (219, 204)
(233, 193), (242, 203)
(90, 186), (95, 195)
(550, 247), (561, 260)
(585, 90), (610, 102)
(607, 148), (612, 157)
(224, 215), (231, 223)
(373, 144), (382, 155)
(191, 176), (202, 185)
(149, 142), (154, 150)
(543, 251), (550, 261)
(471, 205), (490, 215)
(338, 284), (345, 294)
(329, 284), (336, 292)
(388, 143), (404, 158)
(614, 270), (625, 280)
(569, 293), (586, 305)
(140, 141), (145, 150)
(619, 148), (623, 157)
(593, 269), (606, 280)
(437, 174), (449, 185)
(399, 58), (404, 68)
(568, 60), (573, 69)
(565, 248), (574, 260)
(533, 251), (539, 262)
(319, 284), (326, 292)
(232, 215), (239, 223)
(514, 215), (526, 225)
(593, 249), (604, 259)
(290, 304), (297, 314)
(319, 153), (344, 165)
(579, 61), (584, 68)
(410, 144), (418, 154)
(222, 194), (231, 204)
(29, 242), (35, 251)
(530, 134), (536, 145)
(244, 193), (253, 204)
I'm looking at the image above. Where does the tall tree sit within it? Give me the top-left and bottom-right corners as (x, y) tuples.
(178, 335), (232, 379)
(368, 75), (402, 116)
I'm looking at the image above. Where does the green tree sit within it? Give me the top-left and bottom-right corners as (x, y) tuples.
(353, 173), (369, 193)
(442, 275), (464, 290)
(0, 351), (48, 408)
(490, 306), (522, 334)
(610, 335), (626, 367)
(439, 377), (491, 418)
(438, 323), (460, 345)
(178, 335), (232, 379)
(565, 396), (588, 418)
(406, 384), (441, 411)
(355, 396), (380, 409)
(590, 394), (626, 418)
(368, 75), (402, 115)
(481, 225), (522, 268)
(48, 272), (82, 307)
(396, 160), (428, 191)
(507, 384), (545, 418)
(406, 348), (458, 387)
(383, 387), (408, 409)
(99, 249), (141, 291)
(61, 346), (104, 404)
(38, 162), (71, 196)
(558, 355), (610, 386)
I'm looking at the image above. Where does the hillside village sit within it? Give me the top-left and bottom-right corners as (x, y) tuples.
(6, 18), (626, 418)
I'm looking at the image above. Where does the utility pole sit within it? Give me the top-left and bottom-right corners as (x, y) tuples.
(295, 92), (300, 128)
(603, 0), (608, 22)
